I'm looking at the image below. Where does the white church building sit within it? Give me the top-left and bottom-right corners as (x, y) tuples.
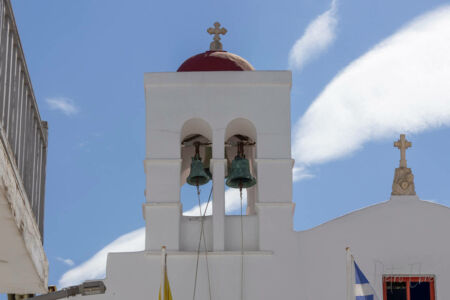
(76, 23), (449, 300)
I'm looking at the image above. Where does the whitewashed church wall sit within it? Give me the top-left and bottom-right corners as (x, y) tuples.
(81, 249), (295, 300)
(180, 216), (213, 251)
(144, 71), (292, 160)
(79, 196), (450, 299)
(144, 159), (181, 203)
(224, 215), (258, 251)
(143, 202), (181, 251)
(142, 70), (294, 254)
(179, 215), (258, 252)
(256, 159), (294, 203)
(296, 196), (450, 299)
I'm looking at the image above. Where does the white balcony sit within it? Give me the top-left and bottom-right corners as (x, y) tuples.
(0, 127), (48, 293)
(0, 0), (48, 293)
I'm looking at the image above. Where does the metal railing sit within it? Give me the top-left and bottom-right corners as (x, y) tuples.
(0, 0), (48, 240)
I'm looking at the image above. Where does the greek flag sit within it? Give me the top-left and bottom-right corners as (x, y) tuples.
(347, 248), (379, 300)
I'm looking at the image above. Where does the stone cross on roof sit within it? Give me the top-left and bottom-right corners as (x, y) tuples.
(207, 22), (227, 51)
(392, 134), (416, 196)
(394, 134), (412, 168)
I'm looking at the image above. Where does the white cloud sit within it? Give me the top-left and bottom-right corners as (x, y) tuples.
(56, 257), (75, 267)
(293, 165), (315, 182)
(293, 4), (450, 178)
(224, 188), (247, 214)
(46, 97), (79, 116)
(58, 227), (145, 288)
(289, 0), (338, 70)
(183, 188), (247, 216)
(184, 200), (212, 216)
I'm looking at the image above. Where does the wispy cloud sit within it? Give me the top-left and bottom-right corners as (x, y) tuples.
(184, 200), (212, 216)
(289, 0), (338, 71)
(46, 97), (79, 116)
(183, 188), (247, 216)
(293, 4), (450, 178)
(224, 188), (248, 214)
(56, 257), (75, 267)
(58, 228), (145, 288)
(293, 165), (315, 182)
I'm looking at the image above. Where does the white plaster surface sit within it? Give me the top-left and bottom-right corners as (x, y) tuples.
(76, 70), (450, 299)
(0, 129), (48, 293)
(77, 196), (450, 300)
(143, 71), (293, 252)
(144, 71), (292, 160)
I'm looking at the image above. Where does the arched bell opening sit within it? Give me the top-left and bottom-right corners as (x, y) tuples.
(180, 118), (214, 216)
(225, 118), (257, 216)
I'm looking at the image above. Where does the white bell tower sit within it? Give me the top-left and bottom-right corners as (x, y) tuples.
(143, 24), (294, 254)
(82, 23), (450, 300)
(91, 23), (306, 300)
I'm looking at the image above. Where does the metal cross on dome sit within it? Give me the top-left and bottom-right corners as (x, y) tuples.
(394, 134), (412, 168)
(207, 22), (227, 51)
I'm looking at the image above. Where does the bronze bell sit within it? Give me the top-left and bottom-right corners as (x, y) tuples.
(203, 146), (213, 179)
(186, 143), (211, 186)
(226, 142), (256, 189)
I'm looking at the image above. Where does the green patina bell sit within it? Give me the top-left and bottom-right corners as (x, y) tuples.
(226, 145), (256, 189)
(187, 142), (211, 186)
(187, 154), (211, 186)
(203, 146), (213, 179)
(225, 157), (231, 179)
(226, 156), (256, 188)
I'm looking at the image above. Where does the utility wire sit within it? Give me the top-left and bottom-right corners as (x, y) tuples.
(240, 186), (244, 300)
(192, 185), (213, 300)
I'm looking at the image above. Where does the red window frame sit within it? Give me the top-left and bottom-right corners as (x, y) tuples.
(383, 276), (435, 300)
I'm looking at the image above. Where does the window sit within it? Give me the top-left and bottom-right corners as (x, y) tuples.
(383, 276), (435, 300)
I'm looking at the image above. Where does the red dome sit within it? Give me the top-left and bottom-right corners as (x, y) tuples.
(177, 50), (254, 72)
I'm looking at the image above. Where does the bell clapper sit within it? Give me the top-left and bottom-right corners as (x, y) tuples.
(237, 142), (243, 158)
(194, 141), (200, 159)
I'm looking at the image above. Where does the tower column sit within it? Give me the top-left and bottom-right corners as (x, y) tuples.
(255, 158), (294, 250)
(143, 158), (182, 251)
(211, 158), (226, 251)
(246, 186), (257, 215)
(255, 158), (294, 203)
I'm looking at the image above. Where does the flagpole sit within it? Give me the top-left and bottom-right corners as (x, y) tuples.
(161, 246), (166, 300)
(346, 247), (353, 300)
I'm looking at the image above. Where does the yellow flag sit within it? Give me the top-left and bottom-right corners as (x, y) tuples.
(158, 268), (173, 300)
(159, 246), (173, 300)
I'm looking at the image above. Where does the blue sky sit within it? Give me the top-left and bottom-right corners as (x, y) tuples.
(7, 0), (450, 290)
